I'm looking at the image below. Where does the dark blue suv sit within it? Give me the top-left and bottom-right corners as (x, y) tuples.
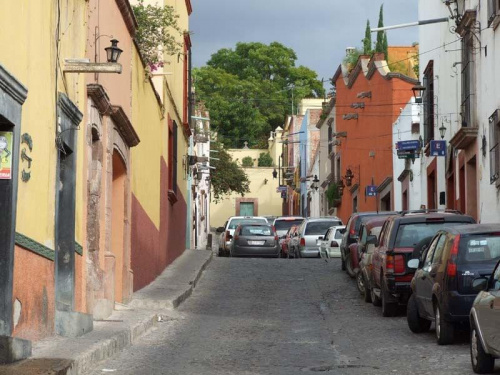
(407, 224), (500, 345)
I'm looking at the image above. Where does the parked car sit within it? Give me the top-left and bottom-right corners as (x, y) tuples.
(273, 216), (304, 249)
(340, 211), (398, 271)
(407, 224), (500, 345)
(347, 214), (397, 278)
(356, 218), (387, 301)
(263, 216), (277, 225)
(296, 217), (342, 258)
(370, 210), (475, 317)
(319, 225), (345, 258)
(470, 258), (500, 373)
(281, 225), (300, 258)
(217, 216), (268, 256)
(230, 223), (280, 258)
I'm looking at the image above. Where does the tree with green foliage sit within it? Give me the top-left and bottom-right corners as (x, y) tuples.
(210, 141), (250, 203)
(132, 0), (183, 70)
(193, 42), (325, 148)
(241, 156), (254, 167)
(258, 152), (273, 167)
(362, 20), (372, 55)
(343, 48), (362, 72)
(375, 4), (388, 59)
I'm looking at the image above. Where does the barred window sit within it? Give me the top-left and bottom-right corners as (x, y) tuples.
(490, 110), (500, 185)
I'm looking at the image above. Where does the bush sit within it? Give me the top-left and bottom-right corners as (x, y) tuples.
(242, 156), (254, 167)
(326, 183), (340, 206)
(258, 152), (273, 167)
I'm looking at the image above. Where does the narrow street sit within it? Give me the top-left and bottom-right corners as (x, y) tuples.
(88, 257), (477, 375)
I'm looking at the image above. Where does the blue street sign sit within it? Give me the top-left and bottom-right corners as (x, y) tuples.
(276, 185), (287, 192)
(430, 140), (446, 157)
(365, 185), (377, 197)
(396, 140), (421, 151)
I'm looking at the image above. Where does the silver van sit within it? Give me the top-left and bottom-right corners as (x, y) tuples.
(297, 217), (343, 258)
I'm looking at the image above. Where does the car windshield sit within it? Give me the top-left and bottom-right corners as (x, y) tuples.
(394, 222), (469, 248)
(305, 221), (342, 235)
(228, 218), (267, 229)
(458, 234), (500, 263)
(240, 225), (273, 236)
(274, 219), (304, 231)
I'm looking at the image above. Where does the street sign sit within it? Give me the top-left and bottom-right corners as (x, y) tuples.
(430, 140), (446, 157)
(276, 185), (287, 192)
(365, 185), (377, 197)
(396, 140), (421, 151)
(397, 149), (420, 159)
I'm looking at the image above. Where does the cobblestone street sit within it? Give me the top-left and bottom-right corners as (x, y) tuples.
(88, 257), (483, 375)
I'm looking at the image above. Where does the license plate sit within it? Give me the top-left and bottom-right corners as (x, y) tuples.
(248, 240), (265, 245)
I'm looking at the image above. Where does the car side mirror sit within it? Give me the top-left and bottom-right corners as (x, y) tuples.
(407, 258), (420, 269)
(472, 277), (489, 292)
(366, 235), (377, 245)
(318, 236), (324, 240)
(216, 226), (225, 233)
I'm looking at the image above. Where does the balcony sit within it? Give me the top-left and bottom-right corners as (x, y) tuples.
(449, 127), (478, 149)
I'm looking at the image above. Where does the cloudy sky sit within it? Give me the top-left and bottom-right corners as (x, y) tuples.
(190, 1), (418, 89)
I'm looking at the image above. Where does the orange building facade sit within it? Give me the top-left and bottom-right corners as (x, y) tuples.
(332, 53), (418, 224)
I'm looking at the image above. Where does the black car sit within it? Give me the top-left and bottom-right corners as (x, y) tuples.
(407, 224), (500, 345)
(230, 223), (280, 258)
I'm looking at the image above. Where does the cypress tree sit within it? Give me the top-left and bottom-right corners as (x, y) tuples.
(383, 31), (388, 60)
(362, 20), (372, 55)
(375, 4), (384, 54)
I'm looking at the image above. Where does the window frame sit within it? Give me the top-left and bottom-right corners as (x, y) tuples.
(489, 110), (500, 186)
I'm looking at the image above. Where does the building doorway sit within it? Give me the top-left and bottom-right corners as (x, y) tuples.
(111, 152), (126, 303)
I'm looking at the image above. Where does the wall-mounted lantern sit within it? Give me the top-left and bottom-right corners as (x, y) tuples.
(338, 179), (345, 196)
(344, 168), (354, 187)
(64, 39), (123, 74)
(438, 122), (447, 139)
(272, 169), (278, 179)
(411, 84), (426, 104)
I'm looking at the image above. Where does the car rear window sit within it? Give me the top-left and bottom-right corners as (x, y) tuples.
(305, 221), (342, 235)
(274, 219), (304, 231)
(394, 222), (470, 248)
(334, 229), (343, 239)
(240, 225), (273, 236)
(458, 234), (500, 263)
(228, 218), (267, 229)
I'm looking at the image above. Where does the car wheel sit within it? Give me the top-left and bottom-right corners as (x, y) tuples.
(356, 271), (365, 295)
(345, 254), (356, 278)
(381, 279), (397, 317)
(371, 287), (381, 307)
(407, 294), (431, 333)
(363, 274), (372, 303)
(471, 324), (495, 374)
(435, 302), (454, 345)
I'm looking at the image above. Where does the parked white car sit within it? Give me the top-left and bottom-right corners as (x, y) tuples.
(319, 225), (345, 258)
(216, 216), (268, 256)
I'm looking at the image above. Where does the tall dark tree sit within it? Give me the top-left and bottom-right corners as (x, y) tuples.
(193, 42), (325, 148)
(375, 4), (388, 59)
(362, 20), (372, 55)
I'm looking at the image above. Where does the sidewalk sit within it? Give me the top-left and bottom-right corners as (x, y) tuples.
(0, 249), (213, 375)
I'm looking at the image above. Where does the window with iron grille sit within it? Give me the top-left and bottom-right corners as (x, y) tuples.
(489, 110), (500, 185)
(423, 61), (434, 144)
(461, 32), (475, 127)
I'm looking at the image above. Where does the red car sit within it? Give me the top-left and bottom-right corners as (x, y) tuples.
(281, 225), (299, 258)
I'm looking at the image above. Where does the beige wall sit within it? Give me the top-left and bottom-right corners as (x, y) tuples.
(210, 167), (282, 227)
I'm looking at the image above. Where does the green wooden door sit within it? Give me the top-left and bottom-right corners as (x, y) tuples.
(240, 202), (254, 216)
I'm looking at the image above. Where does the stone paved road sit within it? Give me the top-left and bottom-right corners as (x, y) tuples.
(88, 258), (497, 375)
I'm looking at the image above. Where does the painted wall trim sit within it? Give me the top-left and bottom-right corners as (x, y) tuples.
(0, 64), (28, 105)
(111, 105), (140, 147)
(14, 233), (83, 261)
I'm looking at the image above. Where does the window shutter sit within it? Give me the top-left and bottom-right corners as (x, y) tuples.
(490, 110), (500, 184)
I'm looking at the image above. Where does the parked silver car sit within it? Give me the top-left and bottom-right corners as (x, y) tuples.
(217, 216), (268, 256)
(297, 217), (343, 258)
(470, 258), (500, 373)
(230, 223), (280, 258)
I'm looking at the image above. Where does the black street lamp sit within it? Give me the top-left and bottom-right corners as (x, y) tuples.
(439, 122), (447, 139)
(412, 84), (426, 104)
(272, 168), (278, 179)
(344, 168), (354, 187)
(105, 39), (123, 63)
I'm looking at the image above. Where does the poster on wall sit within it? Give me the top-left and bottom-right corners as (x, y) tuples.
(0, 131), (13, 179)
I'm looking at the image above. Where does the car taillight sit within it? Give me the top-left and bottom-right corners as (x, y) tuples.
(447, 235), (460, 277)
(395, 255), (405, 273)
(331, 241), (339, 247)
(225, 231), (231, 241)
(234, 235), (239, 241)
(275, 235), (279, 241)
(300, 238), (305, 246)
(350, 227), (356, 235)
(386, 255), (395, 274)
